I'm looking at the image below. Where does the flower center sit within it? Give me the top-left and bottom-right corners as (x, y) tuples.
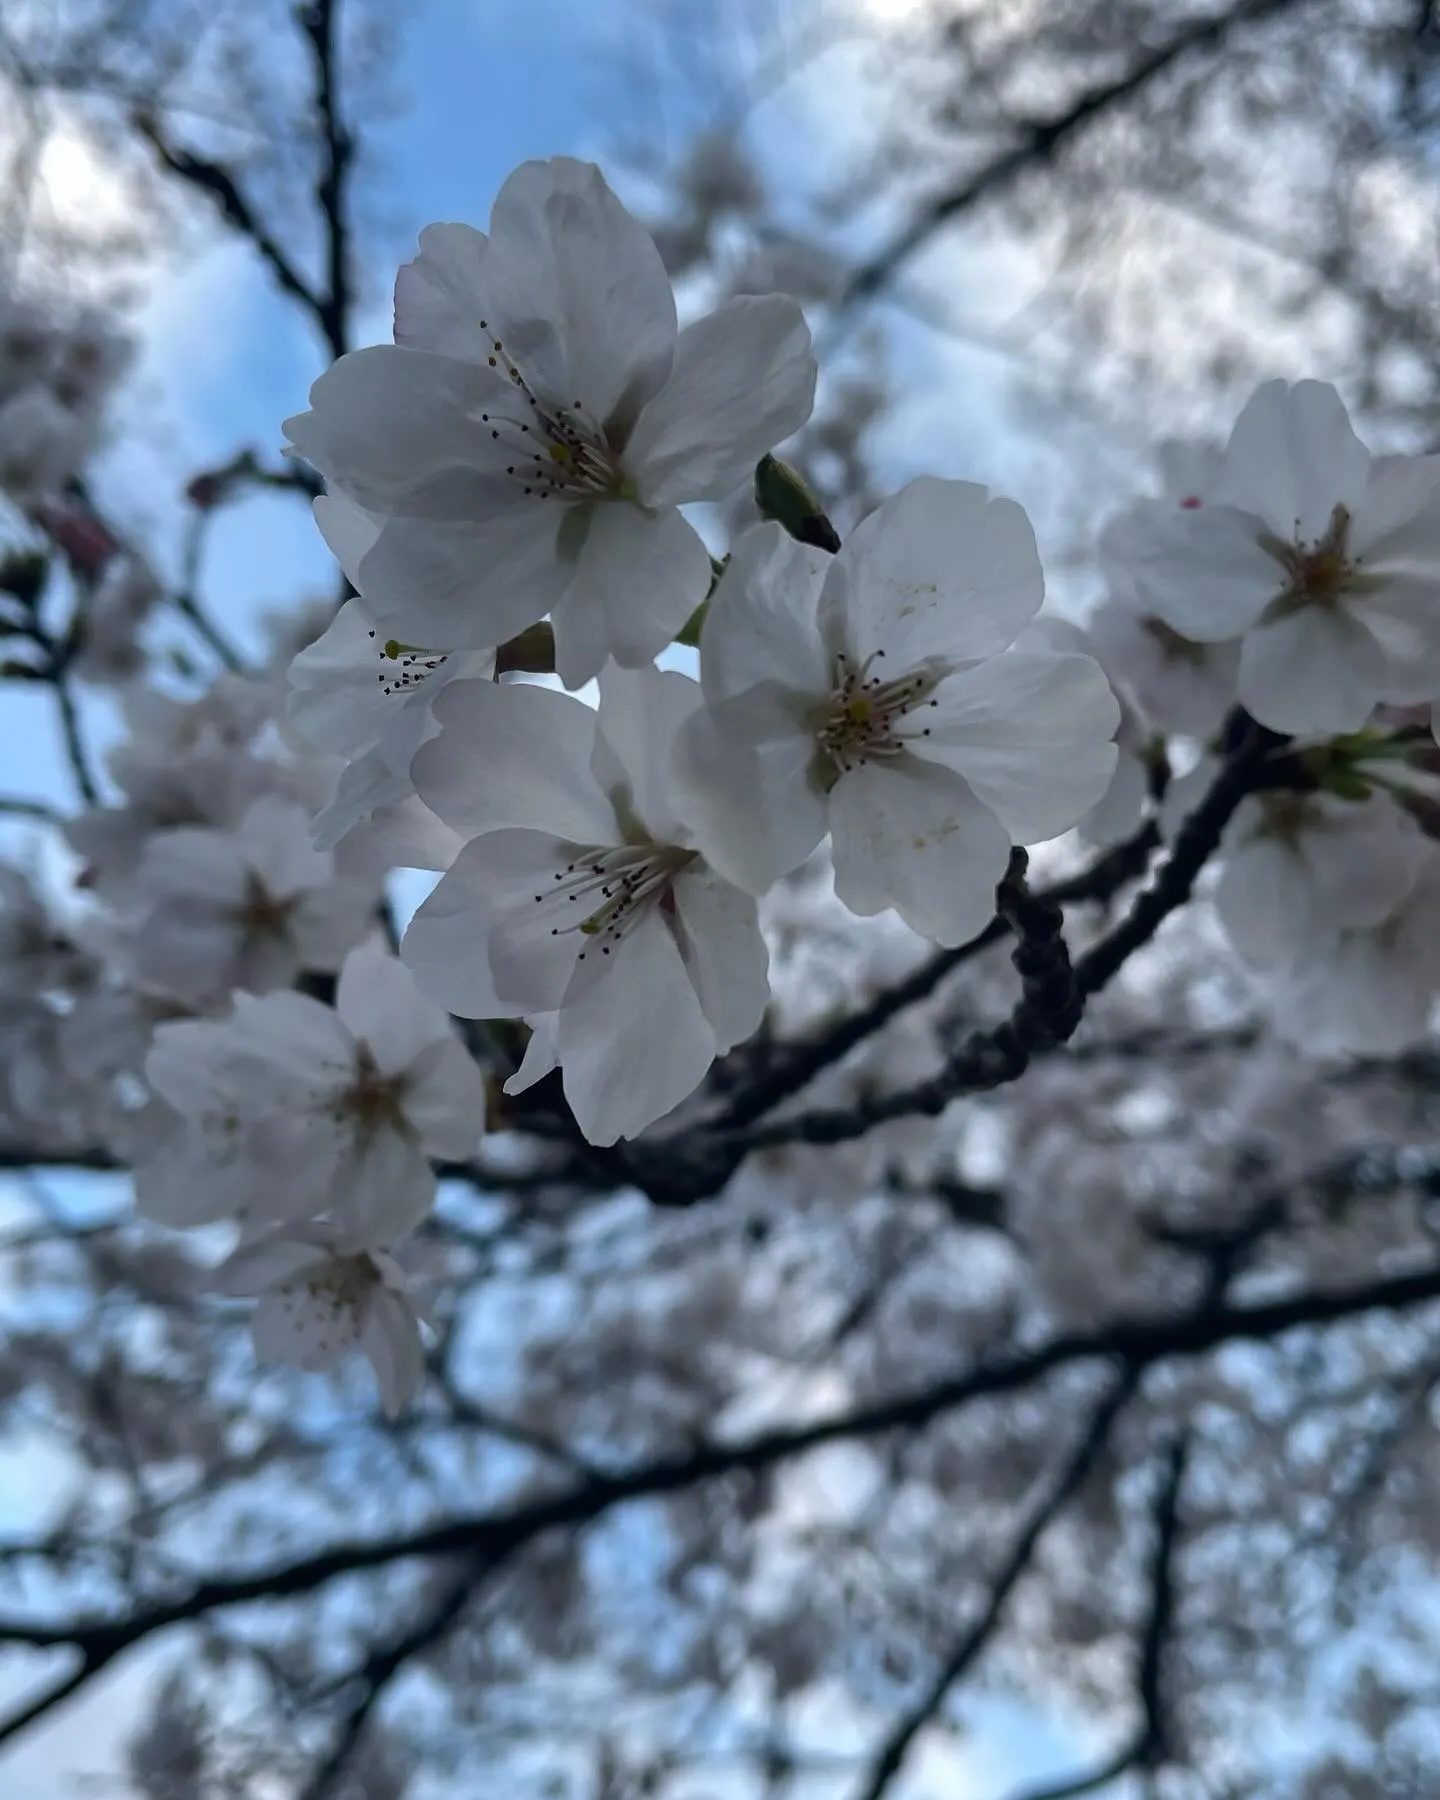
(336, 1042), (411, 1137)
(1263, 504), (1359, 619)
(367, 626), (449, 699)
(239, 876), (295, 941)
(814, 650), (941, 779)
(476, 323), (634, 504)
(1253, 791), (1324, 849)
(301, 1253), (379, 1318)
(533, 842), (698, 959)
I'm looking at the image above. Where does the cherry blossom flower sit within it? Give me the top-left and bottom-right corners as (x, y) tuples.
(286, 521), (494, 852)
(1270, 850), (1440, 1054)
(283, 157), (817, 688)
(1018, 614), (1151, 848)
(1130, 382), (1440, 734)
(122, 795), (375, 1007)
(1086, 596), (1240, 741)
(139, 943), (484, 1235)
(403, 664), (770, 1145)
(1215, 791), (1429, 973)
(212, 1222), (426, 1416)
(672, 483), (1120, 944)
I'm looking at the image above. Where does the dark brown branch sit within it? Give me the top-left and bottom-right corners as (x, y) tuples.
(852, 1368), (1139, 1800)
(717, 822), (1159, 1133)
(841, 0), (1311, 307)
(300, 1560), (484, 1800)
(998, 1435), (1189, 1800)
(720, 729), (1287, 1156)
(2, 1254), (1439, 1745)
(133, 115), (323, 325)
(297, 0), (355, 358)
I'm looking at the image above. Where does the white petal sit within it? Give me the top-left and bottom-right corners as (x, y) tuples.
(1237, 607), (1388, 734)
(252, 1282), (356, 1372)
(336, 793), (466, 875)
(829, 756), (1011, 946)
(237, 796), (332, 898)
(626, 294), (817, 506)
(223, 990), (358, 1104)
(401, 840), (510, 1019)
(671, 700), (828, 893)
(483, 829), (596, 1011)
(360, 1286), (427, 1416)
(670, 864), (770, 1053)
(335, 1127), (436, 1243)
(136, 827), (246, 907)
(1131, 505), (1279, 641)
(504, 1013), (560, 1094)
(311, 748), (417, 852)
(393, 221), (491, 356)
(356, 507), (573, 653)
(1217, 379), (1370, 544)
(312, 494), (381, 589)
(549, 503), (710, 689)
(824, 479), (1044, 667)
(592, 664), (703, 842)
(916, 652), (1120, 843)
(698, 524), (831, 706)
(1305, 799), (1428, 930)
(413, 677), (613, 842)
(1215, 838), (1316, 970)
(212, 1226), (337, 1295)
(402, 1034), (486, 1159)
(487, 157), (678, 430)
(1352, 452), (1440, 557)
(336, 942), (452, 1074)
(285, 346), (516, 509)
(557, 913), (716, 1144)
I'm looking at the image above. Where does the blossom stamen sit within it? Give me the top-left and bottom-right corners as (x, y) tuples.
(816, 650), (942, 773)
(476, 321), (627, 503)
(1263, 504), (1361, 619)
(367, 627), (449, 697)
(532, 842), (698, 957)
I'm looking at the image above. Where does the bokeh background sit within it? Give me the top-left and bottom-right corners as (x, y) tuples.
(2, 1), (1439, 1794)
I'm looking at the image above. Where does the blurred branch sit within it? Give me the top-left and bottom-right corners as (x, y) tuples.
(841, 0), (1310, 310)
(131, 0), (355, 359)
(297, 0), (355, 358)
(299, 1559), (485, 1800)
(852, 1368), (1140, 1800)
(999, 1434), (1189, 1800)
(133, 112), (323, 322)
(2, 1252), (1438, 1745)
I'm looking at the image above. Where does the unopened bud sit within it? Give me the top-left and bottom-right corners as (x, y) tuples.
(754, 454), (840, 553)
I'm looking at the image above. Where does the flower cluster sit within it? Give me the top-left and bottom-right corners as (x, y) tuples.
(282, 157), (1122, 1147)
(0, 294), (131, 505)
(1080, 381), (1440, 1052)
(10, 154), (1440, 1423)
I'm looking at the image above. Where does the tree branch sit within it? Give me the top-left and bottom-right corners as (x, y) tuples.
(1, 1254), (1438, 1743)
(297, 0), (354, 358)
(851, 1368), (1139, 1800)
(133, 115), (324, 326)
(841, 0), (1311, 308)
(299, 1559), (484, 1800)
(718, 728), (1288, 1156)
(998, 1434), (1188, 1800)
